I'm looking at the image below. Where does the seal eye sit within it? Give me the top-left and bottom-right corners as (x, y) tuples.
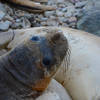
(42, 57), (51, 66)
(31, 36), (40, 41)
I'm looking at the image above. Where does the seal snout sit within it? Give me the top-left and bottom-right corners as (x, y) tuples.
(42, 56), (52, 67)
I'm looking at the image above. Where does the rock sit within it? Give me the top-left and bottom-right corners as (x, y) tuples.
(0, 10), (5, 20)
(84, 0), (100, 11)
(64, 6), (75, 17)
(58, 17), (68, 23)
(49, 16), (56, 20)
(4, 15), (14, 22)
(0, 0), (87, 30)
(0, 3), (6, 12)
(36, 79), (72, 100)
(77, 10), (100, 36)
(57, 0), (65, 3)
(44, 11), (55, 17)
(0, 49), (7, 56)
(77, 0), (100, 36)
(0, 30), (14, 49)
(56, 10), (64, 17)
(68, 17), (77, 23)
(41, 17), (48, 21)
(41, 22), (47, 26)
(46, 19), (59, 26)
(62, 7), (67, 12)
(75, 1), (87, 8)
(0, 21), (11, 31)
(21, 17), (31, 28)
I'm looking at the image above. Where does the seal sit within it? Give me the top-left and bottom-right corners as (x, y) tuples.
(1, 0), (55, 12)
(0, 28), (69, 100)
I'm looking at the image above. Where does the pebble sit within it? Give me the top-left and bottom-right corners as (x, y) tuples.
(0, 49), (7, 56)
(44, 11), (55, 17)
(64, 6), (75, 17)
(75, 1), (87, 8)
(0, 10), (5, 20)
(56, 11), (64, 17)
(68, 17), (77, 23)
(62, 7), (67, 12)
(0, 21), (11, 31)
(0, 0), (88, 30)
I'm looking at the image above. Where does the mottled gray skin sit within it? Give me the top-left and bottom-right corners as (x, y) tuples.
(0, 30), (68, 100)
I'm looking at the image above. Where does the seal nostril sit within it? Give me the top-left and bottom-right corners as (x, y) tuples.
(31, 36), (40, 41)
(42, 58), (51, 66)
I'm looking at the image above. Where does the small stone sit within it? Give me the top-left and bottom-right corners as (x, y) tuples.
(68, 17), (77, 23)
(22, 18), (31, 28)
(41, 22), (47, 26)
(4, 15), (13, 22)
(49, 16), (56, 20)
(57, 0), (65, 3)
(16, 19), (21, 23)
(11, 22), (23, 29)
(62, 7), (67, 12)
(62, 23), (69, 27)
(0, 49), (7, 56)
(64, 6), (75, 17)
(41, 17), (48, 21)
(75, 1), (87, 8)
(0, 10), (5, 20)
(44, 11), (55, 17)
(0, 3), (6, 12)
(56, 11), (64, 17)
(73, 9), (81, 17)
(0, 30), (14, 49)
(58, 17), (67, 23)
(69, 22), (76, 27)
(0, 21), (11, 31)
(46, 19), (59, 26)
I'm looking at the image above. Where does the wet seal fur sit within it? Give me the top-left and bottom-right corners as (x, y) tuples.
(0, 28), (69, 100)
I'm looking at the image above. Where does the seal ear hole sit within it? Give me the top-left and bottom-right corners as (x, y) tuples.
(31, 36), (40, 41)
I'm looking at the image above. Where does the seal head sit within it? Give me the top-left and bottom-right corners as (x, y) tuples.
(1, 28), (68, 99)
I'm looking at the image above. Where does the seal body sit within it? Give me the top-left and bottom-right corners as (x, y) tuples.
(0, 28), (68, 100)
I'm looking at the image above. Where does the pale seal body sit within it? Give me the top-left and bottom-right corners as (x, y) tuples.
(0, 28), (68, 100)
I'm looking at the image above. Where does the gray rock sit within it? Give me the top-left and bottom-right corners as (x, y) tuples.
(0, 10), (5, 20)
(22, 17), (31, 28)
(57, 0), (65, 3)
(62, 7), (67, 12)
(56, 10), (64, 17)
(49, 16), (56, 20)
(75, 1), (87, 8)
(44, 11), (55, 17)
(41, 22), (47, 26)
(77, 10), (100, 36)
(0, 21), (11, 31)
(41, 17), (48, 21)
(64, 6), (75, 17)
(0, 49), (7, 56)
(0, 30), (14, 49)
(68, 17), (77, 23)
(84, 0), (100, 11)
(77, 0), (100, 36)
(58, 17), (67, 23)
(46, 19), (59, 26)
(4, 15), (14, 22)
(0, 3), (6, 12)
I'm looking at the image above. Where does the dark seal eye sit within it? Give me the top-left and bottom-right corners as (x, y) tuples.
(42, 57), (51, 66)
(31, 36), (40, 41)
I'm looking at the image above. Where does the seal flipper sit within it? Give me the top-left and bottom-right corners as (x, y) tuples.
(5, 0), (55, 12)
